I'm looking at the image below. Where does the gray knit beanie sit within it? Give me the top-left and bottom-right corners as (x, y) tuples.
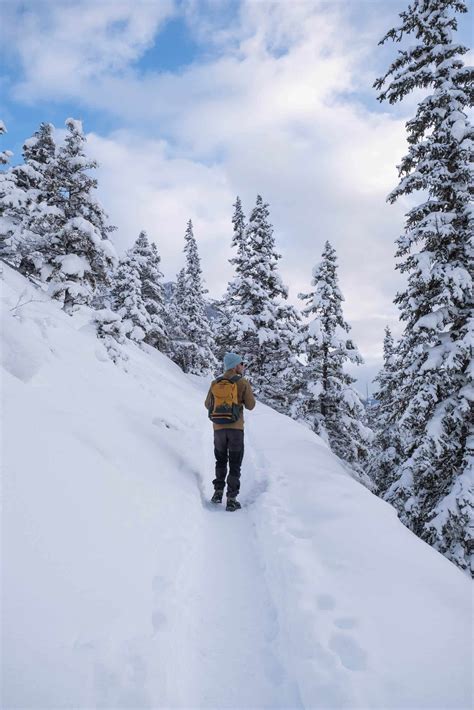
(223, 352), (242, 370)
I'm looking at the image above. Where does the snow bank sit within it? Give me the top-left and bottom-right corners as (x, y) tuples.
(1, 264), (472, 709)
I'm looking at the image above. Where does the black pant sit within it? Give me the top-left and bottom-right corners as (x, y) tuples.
(213, 429), (244, 499)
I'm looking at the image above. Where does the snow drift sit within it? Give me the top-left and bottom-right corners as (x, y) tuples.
(1, 264), (472, 709)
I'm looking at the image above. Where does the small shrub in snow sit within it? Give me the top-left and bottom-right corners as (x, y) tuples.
(93, 308), (128, 363)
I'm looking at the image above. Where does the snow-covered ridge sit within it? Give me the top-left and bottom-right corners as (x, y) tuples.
(2, 264), (472, 709)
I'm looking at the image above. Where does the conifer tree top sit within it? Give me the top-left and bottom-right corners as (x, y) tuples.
(375, 0), (471, 103)
(22, 122), (55, 165)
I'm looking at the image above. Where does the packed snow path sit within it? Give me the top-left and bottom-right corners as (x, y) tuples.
(170, 431), (302, 709)
(2, 265), (472, 709)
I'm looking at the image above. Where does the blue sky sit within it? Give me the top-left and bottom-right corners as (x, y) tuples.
(1, 0), (472, 392)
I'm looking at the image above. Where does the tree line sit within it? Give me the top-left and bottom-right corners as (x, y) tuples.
(0, 119), (371, 486)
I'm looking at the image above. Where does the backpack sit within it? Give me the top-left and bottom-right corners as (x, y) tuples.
(208, 374), (242, 424)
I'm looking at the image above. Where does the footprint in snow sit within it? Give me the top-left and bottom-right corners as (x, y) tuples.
(151, 575), (172, 634)
(94, 649), (151, 707)
(316, 593), (336, 611)
(263, 651), (285, 686)
(73, 637), (97, 652)
(287, 526), (313, 540)
(242, 478), (269, 505)
(151, 610), (167, 634)
(152, 416), (179, 431)
(329, 632), (368, 672)
(263, 605), (279, 643)
(152, 574), (170, 594)
(334, 616), (357, 630)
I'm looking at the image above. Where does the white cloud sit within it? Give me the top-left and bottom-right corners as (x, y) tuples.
(3, 0), (176, 101)
(87, 130), (236, 299)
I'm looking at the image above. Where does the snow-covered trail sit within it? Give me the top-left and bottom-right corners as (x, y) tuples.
(171, 501), (301, 707)
(142, 419), (303, 709)
(2, 265), (472, 709)
(65, 414), (302, 709)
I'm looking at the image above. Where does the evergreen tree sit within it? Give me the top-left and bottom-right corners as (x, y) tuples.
(267, 300), (305, 414)
(375, 0), (473, 573)
(231, 196), (247, 252)
(132, 230), (169, 352)
(216, 196), (248, 360)
(298, 242), (373, 480)
(173, 221), (216, 374)
(167, 267), (190, 370)
(0, 120), (19, 261)
(42, 118), (117, 313)
(368, 327), (403, 493)
(227, 195), (301, 406)
(112, 249), (150, 343)
(12, 122), (58, 276)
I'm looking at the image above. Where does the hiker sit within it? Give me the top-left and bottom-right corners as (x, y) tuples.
(205, 352), (256, 511)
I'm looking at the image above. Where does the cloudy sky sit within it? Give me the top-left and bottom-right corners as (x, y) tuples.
(1, 0), (472, 393)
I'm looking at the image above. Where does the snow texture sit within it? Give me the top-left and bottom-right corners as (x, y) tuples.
(2, 264), (472, 709)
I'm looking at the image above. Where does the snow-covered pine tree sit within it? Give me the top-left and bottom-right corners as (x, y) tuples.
(15, 122), (56, 193)
(175, 220), (216, 374)
(375, 0), (473, 573)
(298, 241), (373, 482)
(0, 120), (19, 262)
(368, 327), (403, 493)
(167, 267), (189, 370)
(12, 122), (58, 276)
(215, 196), (247, 361)
(131, 230), (169, 352)
(226, 195), (301, 407)
(112, 248), (151, 343)
(42, 118), (117, 313)
(267, 299), (305, 415)
(292, 304), (325, 435)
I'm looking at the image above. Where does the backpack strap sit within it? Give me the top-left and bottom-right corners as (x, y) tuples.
(216, 374), (242, 384)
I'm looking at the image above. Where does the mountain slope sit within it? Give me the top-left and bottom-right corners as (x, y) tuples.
(1, 264), (472, 709)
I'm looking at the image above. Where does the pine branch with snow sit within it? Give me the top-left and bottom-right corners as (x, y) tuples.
(0, 120), (13, 166)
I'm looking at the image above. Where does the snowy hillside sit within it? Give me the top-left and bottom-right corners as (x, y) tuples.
(2, 264), (472, 710)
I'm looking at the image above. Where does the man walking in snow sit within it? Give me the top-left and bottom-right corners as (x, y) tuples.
(205, 352), (256, 511)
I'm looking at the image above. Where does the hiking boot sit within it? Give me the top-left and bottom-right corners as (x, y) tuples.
(226, 498), (241, 512)
(211, 490), (223, 504)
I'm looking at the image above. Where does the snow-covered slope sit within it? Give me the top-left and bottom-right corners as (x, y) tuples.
(2, 264), (472, 710)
